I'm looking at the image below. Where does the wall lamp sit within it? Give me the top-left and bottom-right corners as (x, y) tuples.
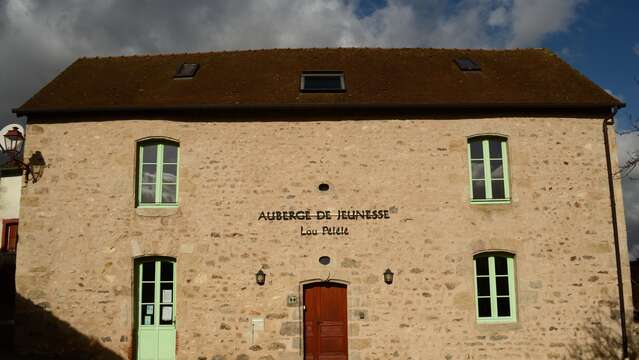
(384, 268), (394, 285)
(255, 269), (266, 286)
(0, 126), (46, 184)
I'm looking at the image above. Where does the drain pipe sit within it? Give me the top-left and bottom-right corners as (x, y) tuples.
(602, 108), (628, 359)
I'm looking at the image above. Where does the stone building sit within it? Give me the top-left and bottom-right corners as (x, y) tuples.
(11, 48), (632, 359)
(1, 149), (23, 351)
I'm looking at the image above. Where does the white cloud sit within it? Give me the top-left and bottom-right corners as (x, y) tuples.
(0, 0), (634, 259)
(0, 0), (589, 127)
(488, 7), (509, 27)
(508, 0), (585, 47)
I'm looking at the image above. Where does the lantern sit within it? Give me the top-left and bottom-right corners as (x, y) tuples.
(2, 127), (25, 155)
(256, 269), (266, 286)
(383, 268), (394, 285)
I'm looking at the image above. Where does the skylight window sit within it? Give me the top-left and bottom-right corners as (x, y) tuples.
(454, 58), (481, 71)
(174, 63), (200, 79)
(300, 72), (345, 92)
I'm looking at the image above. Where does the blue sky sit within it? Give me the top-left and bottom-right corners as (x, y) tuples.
(539, 0), (638, 132)
(354, 0), (639, 131)
(0, 0), (638, 255)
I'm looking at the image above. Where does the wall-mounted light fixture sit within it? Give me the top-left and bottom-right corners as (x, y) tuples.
(0, 126), (46, 184)
(383, 268), (394, 285)
(255, 269), (266, 286)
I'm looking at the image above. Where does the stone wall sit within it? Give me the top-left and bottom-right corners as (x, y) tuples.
(0, 172), (21, 220)
(15, 116), (631, 359)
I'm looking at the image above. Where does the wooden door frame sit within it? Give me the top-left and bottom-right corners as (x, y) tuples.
(298, 279), (349, 359)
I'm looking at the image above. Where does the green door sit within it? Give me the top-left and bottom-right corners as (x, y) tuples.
(136, 259), (176, 360)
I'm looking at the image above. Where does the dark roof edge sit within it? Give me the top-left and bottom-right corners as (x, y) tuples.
(13, 102), (626, 117)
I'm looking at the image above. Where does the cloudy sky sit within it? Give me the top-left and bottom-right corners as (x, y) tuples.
(0, 0), (637, 255)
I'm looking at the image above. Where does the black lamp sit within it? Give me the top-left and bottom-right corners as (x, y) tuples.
(27, 151), (46, 183)
(383, 268), (394, 285)
(0, 127), (46, 184)
(255, 269), (266, 286)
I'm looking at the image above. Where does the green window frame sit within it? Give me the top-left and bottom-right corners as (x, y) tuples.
(473, 253), (517, 323)
(137, 141), (179, 207)
(467, 136), (510, 204)
(137, 258), (176, 327)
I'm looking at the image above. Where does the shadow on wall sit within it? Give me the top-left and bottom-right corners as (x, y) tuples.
(565, 303), (638, 360)
(1, 253), (126, 359)
(8, 293), (126, 359)
(0, 253), (16, 353)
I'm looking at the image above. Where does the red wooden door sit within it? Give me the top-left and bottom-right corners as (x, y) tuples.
(1, 219), (18, 252)
(304, 283), (348, 360)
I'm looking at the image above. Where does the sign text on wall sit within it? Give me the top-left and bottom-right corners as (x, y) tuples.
(257, 209), (391, 236)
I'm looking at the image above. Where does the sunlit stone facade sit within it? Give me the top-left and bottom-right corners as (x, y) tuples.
(14, 115), (631, 359)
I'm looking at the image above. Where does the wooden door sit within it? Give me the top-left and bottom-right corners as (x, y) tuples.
(136, 259), (176, 360)
(304, 283), (348, 360)
(1, 219), (18, 252)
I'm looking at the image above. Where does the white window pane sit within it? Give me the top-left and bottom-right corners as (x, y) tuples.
(492, 180), (505, 199)
(163, 144), (178, 163)
(142, 262), (155, 281)
(497, 297), (511, 317)
(141, 184), (156, 203)
(469, 140), (483, 159)
(477, 277), (490, 296)
(142, 145), (157, 163)
(489, 139), (502, 158)
(478, 298), (491, 317)
(472, 180), (486, 199)
(163, 164), (177, 183)
(142, 283), (155, 303)
(496, 277), (509, 296)
(161, 262), (173, 282)
(142, 164), (156, 183)
(475, 257), (489, 275)
(495, 256), (508, 275)
(490, 160), (503, 178)
(472, 160), (485, 179)
(162, 185), (177, 203)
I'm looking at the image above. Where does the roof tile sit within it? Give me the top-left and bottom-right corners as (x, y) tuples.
(15, 48), (623, 115)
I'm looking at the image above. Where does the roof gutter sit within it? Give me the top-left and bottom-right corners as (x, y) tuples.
(12, 102), (624, 117)
(602, 106), (629, 359)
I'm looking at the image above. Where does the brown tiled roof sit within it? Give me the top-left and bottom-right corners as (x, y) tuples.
(14, 48), (623, 116)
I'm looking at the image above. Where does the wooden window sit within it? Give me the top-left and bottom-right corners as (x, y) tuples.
(468, 136), (510, 203)
(474, 253), (517, 323)
(1, 219), (19, 253)
(137, 141), (179, 207)
(300, 72), (345, 92)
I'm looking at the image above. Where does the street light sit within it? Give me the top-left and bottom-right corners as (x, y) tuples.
(1, 126), (25, 157)
(383, 268), (394, 285)
(255, 269), (266, 286)
(0, 126), (46, 184)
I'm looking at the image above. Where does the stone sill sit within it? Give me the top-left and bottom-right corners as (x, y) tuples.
(470, 199), (512, 205)
(475, 321), (521, 333)
(135, 207), (179, 217)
